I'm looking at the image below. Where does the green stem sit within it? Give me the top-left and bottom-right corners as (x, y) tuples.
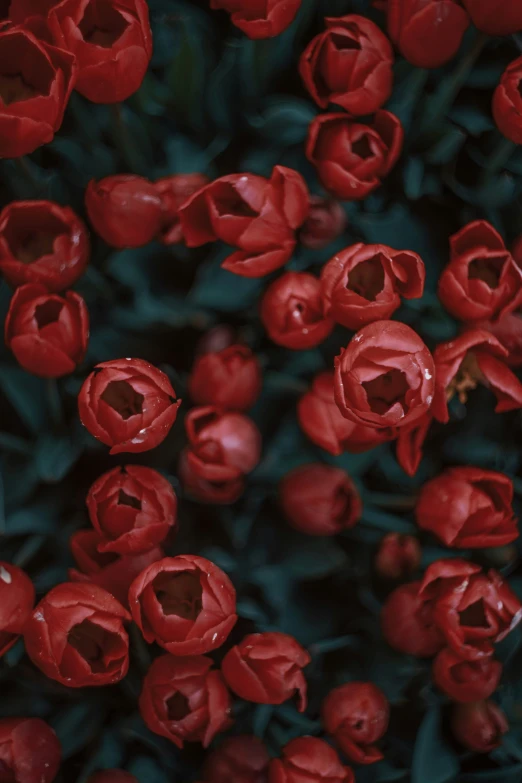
(479, 136), (516, 187)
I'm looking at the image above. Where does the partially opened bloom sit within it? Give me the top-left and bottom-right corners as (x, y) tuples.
(154, 173), (210, 245)
(322, 682), (389, 764)
(24, 582), (130, 687)
(321, 243), (425, 329)
(476, 312), (522, 368)
(0, 562), (35, 658)
(222, 632), (310, 711)
(269, 737), (354, 783)
(179, 166), (309, 278)
(334, 320), (435, 429)
(78, 358), (181, 454)
(0, 717), (61, 783)
(129, 555), (237, 655)
(139, 653), (232, 748)
(381, 581), (444, 657)
(493, 56), (522, 145)
(209, 0), (301, 39)
(433, 648), (502, 703)
(0, 201), (89, 292)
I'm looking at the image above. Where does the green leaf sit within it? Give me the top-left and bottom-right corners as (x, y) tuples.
(412, 707), (459, 783)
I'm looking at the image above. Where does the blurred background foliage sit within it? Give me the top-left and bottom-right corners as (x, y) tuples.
(0, 1), (522, 781)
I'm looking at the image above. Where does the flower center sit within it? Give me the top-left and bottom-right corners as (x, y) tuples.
(459, 599), (488, 629)
(446, 352), (482, 405)
(352, 135), (373, 160)
(68, 620), (113, 672)
(79, 0), (130, 47)
(212, 183), (258, 218)
(117, 489), (141, 510)
(347, 255), (385, 301)
(468, 256), (504, 289)
(101, 381), (144, 420)
(34, 299), (63, 329)
(0, 73), (40, 105)
(152, 571), (203, 620)
(363, 370), (409, 415)
(330, 31), (361, 51)
(166, 691), (191, 721)
(15, 232), (57, 264)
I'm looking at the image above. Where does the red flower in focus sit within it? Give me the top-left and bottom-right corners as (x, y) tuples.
(299, 197), (346, 250)
(476, 312), (522, 368)
(462, 0), (522, 36)
(182, 407), (261, 503)
(334, 320), (435, 430)
(493, 56), (522, 145)
(0, 201), (89, 292)
(139, 653), (232, 748)
(438, 221), (522, 323)
(85, 176), (164, 248)
(416, 467), (518, 549)
(128, 555), (237, 655)
(300, 15), (394, 115)
(78, 358), (181, 454)
(451, 700), (508, 752)
(395, 411), (433, 477)
(86, 465), (177, 555)
(50, 0), (152, 103)
(203, 735), (269, 783)
(0, 562), (34, 657)
(306, 111), (403, 200)
(269, 737), (354, 783)
(260, 272), (334, 350)
(222, 632), (310, 711)
(5, 284), (88, 378)
(0, 26), (76, 158)
(321, 243), (425, 329)
(432, 329), (522, 423)
(87, 773), (138, 783)
(387, 0), (469, 69)
(381, 581), (444, 657)
(322, 682), (389, 765)
(178, 166), (309, 278)
(298, 372), (391, 456)
(0, 717), (61, 783)
(280, 464), (362, 536)
(375, 533), (421, 580)
(189, 345), (262, 412)
(154, 174), (211, 245)
(209, 0), (301, 39)
(68, 529), (163, 608)
(433, 648), (502, 703)
(24, 582), (130, 687)
(419, 559), (522, 660)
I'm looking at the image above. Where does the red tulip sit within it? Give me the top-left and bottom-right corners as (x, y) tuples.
(154, 173), (211, 245)
(322, 682), (389, 764)
(381, 581), (444, 657)
(189, 345), (262, 412)
(209, 0), (301, 39)
(299, 197), (346, 250)
(375, 533), (421, 580)
(462, 0), (522, 36)
(493, 56), (522, 145)
(0, 717), (61, 783)
(451, 700), (508, 752)
(269, 737), (354, 783)
(433, 648), (502, 703)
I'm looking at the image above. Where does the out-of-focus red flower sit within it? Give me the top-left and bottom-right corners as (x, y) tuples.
(381, 581), (444, 657)
(129, 555), (237, 655)
(24, 582), (130, 687)
(203, 735), (270, 783)
(299, 196), (346, 250)
(322, 682), (389, 765)
(87, 772), (138, 783)
(178, 166), (309, 278)
(419, 559), (522, 660)
(179, 448), (245, 505)
(182, 407), (261, 502)
(0, 717), (61, 783)
(189, 345), (262, 412)
(334, 320), (435, 430)
(300, 15), (394, 115)
(306, 111), (403, 200)
(416, 467), (518, 549)
(85, 176), (164, 248)
(86, 465), (177, 555)
(451, 700), (508, 752)
(462, 0), (522, 36)
(209, 0), (301, 39)
(280, 463), (362, 536)
(78, 358), (181, 454)
(375, 533), (421, 580)
(154, 174), (211, 245)
(68, 529), (163, 608)
(432, 329), (522, 423)
(5, 284), (88, 378)
(439, 221), (522, 323)
(196, 324), (236, 356)
(0, 201), (89, 292)
(322, 243), (425, 329)
(387, 0), (469, 69)
(260, 272), (334, 350)
(139, 653), (232, 748)
(0, 26), (76, 158)
(222, 632), (310, 711)
(475, 312), (522, 368)
(493, 56), (522, 145)
(269, 737), (354, 783)
(298, 372), (392, 456)
(49, 0), (152, 103)
(0, 562), (35, 658)
(433, 648), (502, 703)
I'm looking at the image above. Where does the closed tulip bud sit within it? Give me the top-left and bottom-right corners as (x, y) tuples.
(433, 648), (502, 703)
(493, 56), (522, 145)
(381, 581), (444, 658)
(85, 176), (163, 248)
(462, 0), (522, 36)
(0, 718), (61, 783)
(154, 173), (210, 245)
(209, 0), (301, 39)
(269, 737), (354, 783)
(299, 197), (346, 250)
(451, 700), (508, 752)
(189, 345), (262, 412)
(375, 533), (421, 580)
(322, 682), (389, 764)
(203, 735), (269, 783)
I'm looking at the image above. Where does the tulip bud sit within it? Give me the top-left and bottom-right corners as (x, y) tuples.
(154, 173), (210, 245)
(85, 176), (163, 248)
(203, 735), (269, 783)
(189, 345), (262, 411)
(433, 648), (502, 703)
(299, 197), (346, 250)
(322, 682), (389, 764)
(375, 533), (421, 580)
(493, 56), (522, 145)
(269, 737), (354, 783)
(0, 718), (61, 783)
(381, 582), (444, 658)
(451, 700), (508, 752)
